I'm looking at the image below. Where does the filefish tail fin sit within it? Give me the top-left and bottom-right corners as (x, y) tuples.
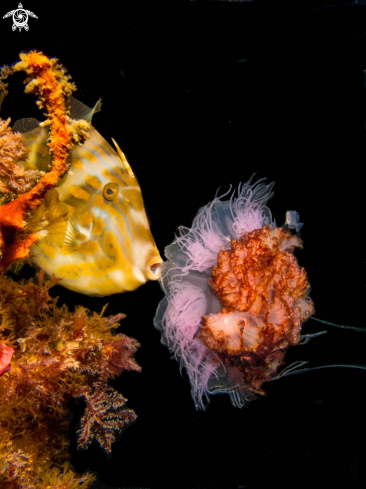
(68, 96), (103, 123)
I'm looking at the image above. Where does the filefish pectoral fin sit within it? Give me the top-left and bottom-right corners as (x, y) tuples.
(62, 216), (82, 253)
(27, 189), (69, 248)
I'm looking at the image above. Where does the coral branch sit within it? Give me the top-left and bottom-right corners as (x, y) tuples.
(0, 52), (72, 221)
(0, 51), (89, 272)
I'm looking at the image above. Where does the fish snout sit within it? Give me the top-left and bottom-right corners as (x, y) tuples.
(146, 255), (163, 281)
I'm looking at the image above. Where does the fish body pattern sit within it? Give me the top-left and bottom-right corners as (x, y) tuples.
(16, 108), (162, 296)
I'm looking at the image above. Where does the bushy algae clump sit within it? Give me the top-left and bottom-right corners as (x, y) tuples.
(0, 51), (140, 488)
(0, 271), (140, 488)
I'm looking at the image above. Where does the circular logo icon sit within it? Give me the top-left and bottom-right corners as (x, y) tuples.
(12, 8), (28, 30)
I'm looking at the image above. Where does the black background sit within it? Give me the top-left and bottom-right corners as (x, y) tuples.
(0, 1), (365, 488)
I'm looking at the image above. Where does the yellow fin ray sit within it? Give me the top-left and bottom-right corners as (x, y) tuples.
(27, 189), (69, 247)
(69, 96), (103, 123)
(12, 117), (40, 134)
(111, 138), (134, 175)
(62, 216), (82, 254)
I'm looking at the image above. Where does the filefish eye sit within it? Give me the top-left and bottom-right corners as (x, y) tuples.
(103, 183), (119, 201)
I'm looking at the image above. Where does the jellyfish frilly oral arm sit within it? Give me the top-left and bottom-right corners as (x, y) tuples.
(0, 51), (79, 272)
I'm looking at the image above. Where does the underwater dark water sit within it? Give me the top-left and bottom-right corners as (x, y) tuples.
(0, 1), (365, 488)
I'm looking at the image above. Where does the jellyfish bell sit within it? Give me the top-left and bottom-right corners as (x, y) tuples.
(153, 177), (365, 410)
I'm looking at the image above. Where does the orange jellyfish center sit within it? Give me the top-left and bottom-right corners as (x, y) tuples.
(198, 225), (314, 394)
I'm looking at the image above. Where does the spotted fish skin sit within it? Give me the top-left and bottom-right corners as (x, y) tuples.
(20, 124), (162, 296)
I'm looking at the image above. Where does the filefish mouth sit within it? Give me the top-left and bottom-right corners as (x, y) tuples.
(146, 257), (163, 281)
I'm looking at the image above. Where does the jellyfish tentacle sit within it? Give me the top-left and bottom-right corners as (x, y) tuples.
(310, 316), (365, 333)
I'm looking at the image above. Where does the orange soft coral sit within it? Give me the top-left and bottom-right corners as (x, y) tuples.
(198, 226), (314, 394)
(0, 51), (79, 272)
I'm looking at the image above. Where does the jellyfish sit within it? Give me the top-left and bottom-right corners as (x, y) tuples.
(153, 177), (365, 410)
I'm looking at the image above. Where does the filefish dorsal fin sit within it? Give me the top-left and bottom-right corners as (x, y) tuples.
(12, 117), (40, 134)
(69, 96), (103, 123)
(111, 138), (134, 176)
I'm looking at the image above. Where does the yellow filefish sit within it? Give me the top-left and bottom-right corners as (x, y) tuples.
(14, 98), (162, 296)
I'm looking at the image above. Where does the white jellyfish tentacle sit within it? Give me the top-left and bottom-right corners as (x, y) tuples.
(174, 186), (233, 274)
(299, 330), (327, 345)
(272, 361), (309, 380)
(274, 319), (366, 380)
(310, 316), (366, 333)
(273, 362), (366, 381)
(159, 280), (220, 409)
(229, 176), (275, 238)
